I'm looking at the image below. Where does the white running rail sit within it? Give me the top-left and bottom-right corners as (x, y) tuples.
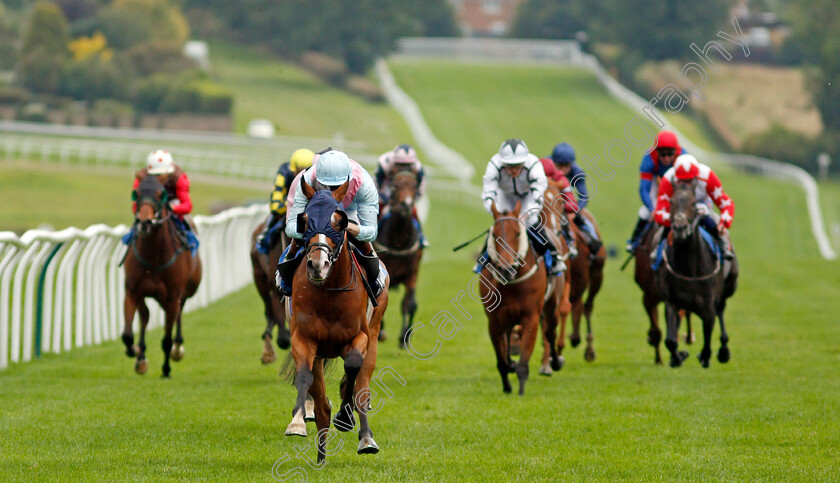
(0, 204), (267, 370)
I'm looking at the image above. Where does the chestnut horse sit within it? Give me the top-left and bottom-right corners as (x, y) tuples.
(283, 179), (389, 463)
(557, 207), (606, 363)
(656, 181), (738, 368)
(121, 174), (202, 377)
(375, 172), (423, 348)
(634, 221), (694, 365)
(250, 221), (291, 364)
(480, 201), (547, 395)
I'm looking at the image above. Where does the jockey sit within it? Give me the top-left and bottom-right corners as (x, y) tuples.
(550, 142), (602, 256)
(653, 154), (735, 259)
(277, 148), (384, 297)
(538, 156), (580, 257)
(124, 150), (198, 253)
(480, 138), (564, 276)
(257, 148), (315, 254)
(626, 130), (684, 252)
(374, 144), (428, 246)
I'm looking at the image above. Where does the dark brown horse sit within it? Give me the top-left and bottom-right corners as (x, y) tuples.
(250, 220), (291, 364)
(634, 221), (694, 365)
(283, 179), (389, 463)
(480, 201), (547, 395)
(121, 174), (202, 377)
(376, 171), (423, 348)
(556, 208), (605, 363)
(656, 181), (738, 368)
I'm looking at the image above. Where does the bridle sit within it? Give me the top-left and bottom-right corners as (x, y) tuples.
(664, 185), (721, 281)
(304, 230), (357, 291)
(486, 216), (537, 284)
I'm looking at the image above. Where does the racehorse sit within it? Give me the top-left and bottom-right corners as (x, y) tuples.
(656, 180), (738, 368)
(282, 179), (389, 463)
(634, 222), (695, 365)
(480, 201), (547, 395)
(537, 183), (572, 376)
(250, 221), (291, 364)
(375, 171), (423, 348)
(121, 174), (202, 377)
(557, 207), (605, 363)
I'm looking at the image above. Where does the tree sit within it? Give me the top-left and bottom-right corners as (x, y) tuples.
(19, 1), (70, 94)
(511, 0), (588, 39)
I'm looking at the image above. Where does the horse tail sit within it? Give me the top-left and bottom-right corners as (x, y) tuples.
(279, 353), (337, 385)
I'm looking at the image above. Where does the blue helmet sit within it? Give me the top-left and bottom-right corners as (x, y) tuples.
(315, 149), (352, 186)
(551, 143), (575, 165)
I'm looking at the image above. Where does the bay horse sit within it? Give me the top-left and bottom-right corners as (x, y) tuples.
(283, 179), (389, 463)
(121, 174), (202, 377)
(655, 181), (738, 368)
(557, 207), (605, 363)
(250, 220), (291, 364)
(537, 183), (572, 376)
(634, 221), (695, 365)
(480, 201), (547, 395)
(375, 171), (423, 348)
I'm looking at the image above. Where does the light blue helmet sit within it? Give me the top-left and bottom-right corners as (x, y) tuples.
(315, 149), (352, 186)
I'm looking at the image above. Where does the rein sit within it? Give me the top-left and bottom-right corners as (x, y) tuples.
(124, 197), (186, 271)
(305, 233), (358, 292)
(662, 216), (720, 281)
(486, 216), (539, 285)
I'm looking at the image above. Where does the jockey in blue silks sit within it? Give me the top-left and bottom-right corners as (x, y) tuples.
(276, 148), (384, 297)
(550, 142), (602, 256)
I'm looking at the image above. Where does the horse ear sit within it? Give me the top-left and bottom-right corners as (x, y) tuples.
(332, 180), (349, 202)
(513, 200), (522, 215)
(301, 176), (315, 200)
(334, 211), (349, 231)
(296, 213), (308, 235)
(490, 201), (500, 219)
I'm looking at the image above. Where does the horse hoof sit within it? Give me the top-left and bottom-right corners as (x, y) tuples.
(285, 421), (307, 437)
(684, 332), (696, 345)
(551, 356), (565, 371)
(132, 344), (141, 357)
(584, 348), (596, 362)
(125, 346), (136, 358)
(717, 347), (730, 364)
(569, 335), (581, 348)
(378, 329), (388, 342)
(261, 351), (277, 365)
(333, 406), (356, 432)
(277, 330), (291, 350)
(135, 359), (148, 375)
(304, 398), (315, 422)
(508, 359), (517, 372)
(502, 383), (512, 394)
(538, 364), (552, 376)
(698, 354), (710, 368)
(170, 345), (184, 362)
(670, 351), (689, 368)
(357, 436), (379, 455)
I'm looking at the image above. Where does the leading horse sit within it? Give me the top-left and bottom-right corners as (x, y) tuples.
(656, 180), (738, 368)
(375, 171), (423, 347)
(250, 221), (291, 364)
(122, 174), (202, 377)
(283, 179), (389, 463)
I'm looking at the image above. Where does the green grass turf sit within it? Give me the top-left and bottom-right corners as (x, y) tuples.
(0, 162), (266, 233)
(2, 58), (840, 481)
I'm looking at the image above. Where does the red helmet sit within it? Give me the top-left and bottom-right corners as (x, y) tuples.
(674, 154), (699, 180)
(655, 131), (680, 150)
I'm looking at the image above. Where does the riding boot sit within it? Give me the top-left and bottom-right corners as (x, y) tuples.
(529, 225), (564, 277)
(353, 241), (384, 298)
(626, 216), (647, 253)
(718, 235), (734, 260)
(561, 223), (578, 258)
(276, 238), (302, 296)
(258, 212), (279, 254)
(575, 215), (602, 257)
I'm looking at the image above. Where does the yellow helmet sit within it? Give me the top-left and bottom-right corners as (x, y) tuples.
(289, 148), (315, 172)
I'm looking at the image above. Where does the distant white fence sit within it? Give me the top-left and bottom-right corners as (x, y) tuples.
(390, 38), (838, 260)
(0, 204), (266, 369)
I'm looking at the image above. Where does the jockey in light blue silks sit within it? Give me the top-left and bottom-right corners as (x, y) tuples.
(276, 148), (385, 297)
(478, 138), (564, 277)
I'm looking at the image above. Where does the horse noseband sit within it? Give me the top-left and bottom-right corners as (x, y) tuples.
(306, 239), (342, 265)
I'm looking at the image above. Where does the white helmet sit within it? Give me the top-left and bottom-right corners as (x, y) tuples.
(492, 138), (536, 165)
(315, 149), (352, 186)
(147, 150), (174, 175)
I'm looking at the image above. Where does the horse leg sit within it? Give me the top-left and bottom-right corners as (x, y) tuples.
(355, 319), (380, 455)
(643, 292), (662, 365)
(539, 317), (552, 376)
(556, 281), (571, 360)
(716, 300), (731, 363)
(160, 298), (180, 378)
(569, 299), (583, 348)
(515, 315), (540, 396)
(682, 311), (696, 344)
(697, 309), (715, 368)
(582, 260), (604, 362)
(398, 285), (418, 349)
(134, 298), (150, 375)
(122, 292), (137, 358)
(490, 322), (512, 394)
(260, 297), (278, 364)
(273, 292), (291, 350)
(334, 332), (368, 432)
(308, 359), (331, 464)
(664, 303), (689, 368)
(170, 298), (186, 362)
(286, 334), (316, 437)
